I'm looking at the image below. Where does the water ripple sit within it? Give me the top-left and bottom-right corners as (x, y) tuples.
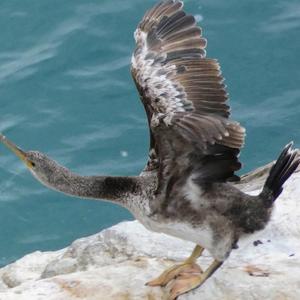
(236, 89), (300, 127)
(0, 114), (26, 132)
(0, 44), (57, 83)
(27, 104), (63, 129)
(0, 6), (99, 84)
(19, 234), (60, 244)
(75, 157), (146, 175)
(62, 123), (133, 151)
(10, 11), (27, 18)
(66, 56), (130, 78)
(261, 2), (300, 33)
(76, 0), (134, 15)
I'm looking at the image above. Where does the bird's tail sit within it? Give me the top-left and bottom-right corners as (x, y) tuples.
(261, 142), (300, 207)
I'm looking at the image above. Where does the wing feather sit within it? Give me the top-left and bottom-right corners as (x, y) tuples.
(131, 0), (245, 183)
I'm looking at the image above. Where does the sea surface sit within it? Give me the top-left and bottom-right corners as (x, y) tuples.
(0, 0), (299, 266)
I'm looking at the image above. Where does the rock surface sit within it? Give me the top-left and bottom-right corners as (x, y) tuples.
(0, 165), (300, 300)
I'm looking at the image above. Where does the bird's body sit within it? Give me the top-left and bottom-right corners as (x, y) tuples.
(1, 0), (299, 299)
(132, 170), (271, 261)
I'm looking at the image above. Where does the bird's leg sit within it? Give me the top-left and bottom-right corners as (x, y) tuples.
(146, 245), (204, 287)
(169, 259), (223, 300)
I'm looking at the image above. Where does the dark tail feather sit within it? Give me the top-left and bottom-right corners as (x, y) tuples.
(261, 142), (300, 206)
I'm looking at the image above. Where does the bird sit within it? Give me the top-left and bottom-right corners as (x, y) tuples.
(0, 0), (299, 299)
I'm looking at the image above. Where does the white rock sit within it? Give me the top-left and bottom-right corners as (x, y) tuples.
(0, 166), (300, 299)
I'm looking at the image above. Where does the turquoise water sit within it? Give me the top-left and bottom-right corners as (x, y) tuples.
(0, 0), (299, 266)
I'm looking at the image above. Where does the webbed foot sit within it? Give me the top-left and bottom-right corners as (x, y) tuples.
(146, 245), (204, 287)
(146, 262), (202, 287)
(168, 259), (223, 300)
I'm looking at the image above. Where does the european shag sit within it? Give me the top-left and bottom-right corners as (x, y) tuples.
(1, 1), (299, 299)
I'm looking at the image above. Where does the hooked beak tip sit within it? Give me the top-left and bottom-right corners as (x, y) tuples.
(0, 133), (33, 169)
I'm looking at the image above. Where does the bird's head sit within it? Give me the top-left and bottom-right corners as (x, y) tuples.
(0, 133), (58, 186)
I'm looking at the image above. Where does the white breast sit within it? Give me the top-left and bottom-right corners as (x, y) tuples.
(138, 214), (214, 253)
(127, 184), (233, 261)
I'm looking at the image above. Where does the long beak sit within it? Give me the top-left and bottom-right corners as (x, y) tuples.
(0, 133), (33, 169)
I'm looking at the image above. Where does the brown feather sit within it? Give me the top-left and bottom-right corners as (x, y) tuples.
(132, 0), (246, 185)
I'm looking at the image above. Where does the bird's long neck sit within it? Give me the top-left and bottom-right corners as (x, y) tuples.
(35, 163), (144, 208)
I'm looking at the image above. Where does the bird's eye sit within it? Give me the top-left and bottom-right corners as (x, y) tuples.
(31, 161), (36, 168)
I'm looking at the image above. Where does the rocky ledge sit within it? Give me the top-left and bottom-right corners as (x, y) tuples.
(0, 164), (300, 300)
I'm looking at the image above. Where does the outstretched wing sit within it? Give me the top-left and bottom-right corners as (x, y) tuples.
(131, 0), (245, 184)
